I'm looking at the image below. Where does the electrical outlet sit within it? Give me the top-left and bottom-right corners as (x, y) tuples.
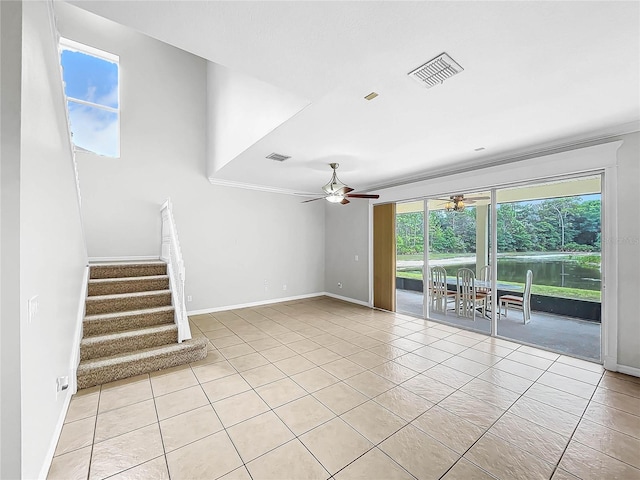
(187, 295), (193, 302)
(56, 376), (69, 398)
(28, 295), (39, 323)
(338, 282), (343, 289)
(283, 284), (287, 291)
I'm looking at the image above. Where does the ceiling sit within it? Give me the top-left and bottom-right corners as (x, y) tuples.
(68, 1), (640, 195)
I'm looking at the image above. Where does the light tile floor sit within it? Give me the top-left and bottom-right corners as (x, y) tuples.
(48, 297), (640, 480)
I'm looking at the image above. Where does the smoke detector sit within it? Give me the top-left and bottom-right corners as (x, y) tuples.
(266, 153), (290, 162)
(408, 52), (463, 89)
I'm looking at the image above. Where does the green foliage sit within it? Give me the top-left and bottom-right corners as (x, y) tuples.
(572, 254), (601, 266)
(396, 212), (425, 255)
(416, 196), (602, 255)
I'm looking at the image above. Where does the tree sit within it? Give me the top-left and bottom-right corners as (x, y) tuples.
(425, 195), (601, 254)
(537, 198), (579, 250)
(571, 200), (601, 247)
(396, 212), (424, 255)
(496, 203), (533, 252)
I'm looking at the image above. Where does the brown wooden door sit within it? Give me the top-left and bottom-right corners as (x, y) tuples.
(373, 203), (396, 311)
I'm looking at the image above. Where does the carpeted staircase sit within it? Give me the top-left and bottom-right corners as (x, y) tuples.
(76, 261), (207, 389)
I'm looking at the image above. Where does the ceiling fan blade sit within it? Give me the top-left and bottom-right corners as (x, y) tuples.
(335, 186), (354, 195)
(345, 194), (380, 199)
(340, 198), (350, 205)
(466, 195), (491, 200)
(301, 197), (325, 203)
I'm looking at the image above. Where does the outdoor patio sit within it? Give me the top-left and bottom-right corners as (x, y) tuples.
(396, 289), (601, 362)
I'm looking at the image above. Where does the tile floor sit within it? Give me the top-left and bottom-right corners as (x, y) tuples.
(48, 297), (640, 480)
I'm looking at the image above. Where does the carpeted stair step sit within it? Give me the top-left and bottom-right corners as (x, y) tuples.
(88, 275), (170, 296)
(90, 262), (167, 279)
(85, 290), (172, 315)
(80, 324), (178, 361)
(77, 337), (208, 390)
(83, 306), (175, 337)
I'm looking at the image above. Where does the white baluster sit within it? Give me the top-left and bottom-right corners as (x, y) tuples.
(160, 199), (191, 342)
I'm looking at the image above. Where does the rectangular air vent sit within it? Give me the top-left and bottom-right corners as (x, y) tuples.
(408, 52), (463, 89)
(266, 153), (291, 162)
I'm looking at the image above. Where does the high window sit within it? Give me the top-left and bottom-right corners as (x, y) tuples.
(60, 38), (119, 157)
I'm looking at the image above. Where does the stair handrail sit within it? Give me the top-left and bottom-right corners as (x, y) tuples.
(160, 199), (191, 342)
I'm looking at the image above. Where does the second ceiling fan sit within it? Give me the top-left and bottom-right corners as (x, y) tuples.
(302, 163), (380, 205)
(435, 194), (491, 212)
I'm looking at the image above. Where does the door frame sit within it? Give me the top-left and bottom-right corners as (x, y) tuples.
(373, 141), (621, 369)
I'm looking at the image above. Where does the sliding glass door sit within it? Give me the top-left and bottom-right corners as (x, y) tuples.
(495, 175), (602, 361)
(394, 174), (603, 362)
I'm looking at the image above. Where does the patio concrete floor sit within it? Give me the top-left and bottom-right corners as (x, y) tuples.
(396, 289), (601, 362)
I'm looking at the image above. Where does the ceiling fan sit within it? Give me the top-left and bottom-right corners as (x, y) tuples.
(301, 163), (380, 205)
(436, 194), (490, 212)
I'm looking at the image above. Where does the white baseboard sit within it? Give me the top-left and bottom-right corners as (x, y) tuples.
(187, 292), (374, 316)
(88, 255), (160, 263)
(40, 265), (90, 478)
(187, 292), (327, 316)
(39, 380), (73, 480)
(323, 292), (372, 308)
(603, 355), (618, 372)
(616, 364), (640, 378)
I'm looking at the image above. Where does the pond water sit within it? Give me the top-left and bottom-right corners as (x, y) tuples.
(438, 256), (601, 291)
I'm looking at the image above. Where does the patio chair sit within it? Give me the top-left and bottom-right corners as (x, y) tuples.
(430, 266), (456, 315)
(456, 268), (487, 321)
(499, 269), (533, 324)
(477, 264), (492, 305)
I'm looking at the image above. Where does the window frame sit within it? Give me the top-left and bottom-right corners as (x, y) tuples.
(59, 37), (121, 158)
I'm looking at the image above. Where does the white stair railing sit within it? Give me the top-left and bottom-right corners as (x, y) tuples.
(160, 199), (191, 342)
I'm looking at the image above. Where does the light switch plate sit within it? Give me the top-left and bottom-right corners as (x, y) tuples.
(28, 295), (39, 323)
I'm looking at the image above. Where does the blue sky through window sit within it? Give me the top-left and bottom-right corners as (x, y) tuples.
(61, 44), (119, 157)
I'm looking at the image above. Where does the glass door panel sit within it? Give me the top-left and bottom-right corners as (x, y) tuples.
(495, 175), (602, 361)
(426, 191), (492, 334)
(395, 201), (425, 317)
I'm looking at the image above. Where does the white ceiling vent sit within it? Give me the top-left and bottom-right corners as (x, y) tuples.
(408, 52), (463, 89)
(266, 153), (291, 162)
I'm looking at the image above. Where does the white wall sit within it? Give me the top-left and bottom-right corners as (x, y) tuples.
(56, 3), (326, 312)
(206, 62), (309, 176)
(324, 201), (370, 304)
(1, 2), (24, 478)
(614, 133), (640, 370)
(19, 2), (88, 478)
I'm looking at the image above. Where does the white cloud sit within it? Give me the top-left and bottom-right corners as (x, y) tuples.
(68, 101), (119, 157)
(96, 85), (118, 109)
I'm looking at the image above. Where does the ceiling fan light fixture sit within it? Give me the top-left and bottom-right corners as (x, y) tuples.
(445, 195), (465, 212)
(322, 179), (346, 194)
(325, 193), (344, 203)
(301, 163), (379, 206)
(322, 163), (346, 194)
